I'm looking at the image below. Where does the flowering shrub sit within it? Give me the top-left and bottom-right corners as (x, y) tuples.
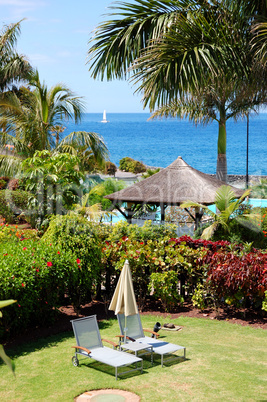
(0, 239), (85, 335)
(42, 214), (102, 311)
(0, 222), (38, 243)
(102, 235), (208, 307)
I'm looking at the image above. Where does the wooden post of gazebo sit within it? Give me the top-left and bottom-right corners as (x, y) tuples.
(160, 203), (165, 222)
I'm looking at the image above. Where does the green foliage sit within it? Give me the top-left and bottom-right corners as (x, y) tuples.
(250, 179), (267, 199)
(0, 299), (16, 374)
(119, 157), (146, 173)
(22, 150), (84, 224)
(0, 177), (8, 189)
(262, 291), (267, 312)
(106, 220), (177, 242)
(142, 168), (160, 178)
(42, 215), (102, 312)
(149, 271), (183, 311)
(192, 283), (206, 311)
(0, 189), (32, 223)
(0, 223), (38, 243)
(104, 161), (117, 175)
(88, 178), (126, 211)
(0, 239), (83, 334)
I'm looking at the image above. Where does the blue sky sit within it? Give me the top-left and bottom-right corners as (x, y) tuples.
(1, 0), (147, 113)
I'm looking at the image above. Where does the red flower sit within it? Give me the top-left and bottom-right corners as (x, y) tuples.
(47, 261), (53, 267)
(22, 283), (25, 287)
(57, 251), (60, 254)
(36, 269), (39, 272)
(23, 247), (27, 250)
(76, 258), (81, 265)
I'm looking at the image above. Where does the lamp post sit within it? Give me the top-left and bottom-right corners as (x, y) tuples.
(246, 114), (249, 189)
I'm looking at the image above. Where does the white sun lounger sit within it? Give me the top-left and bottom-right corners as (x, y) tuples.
(117, 313), (186, 367)
(71, 315), (143, 380)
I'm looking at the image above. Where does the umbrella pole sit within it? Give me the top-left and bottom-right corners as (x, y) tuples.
(124, 316), (127, 344)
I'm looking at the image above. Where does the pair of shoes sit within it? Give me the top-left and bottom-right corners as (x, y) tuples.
(163, 323), (175, 329)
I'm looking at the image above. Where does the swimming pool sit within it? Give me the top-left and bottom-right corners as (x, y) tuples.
(105, 198), (267, 224)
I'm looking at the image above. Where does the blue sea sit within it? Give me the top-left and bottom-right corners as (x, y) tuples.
(64, 112), (267, 176)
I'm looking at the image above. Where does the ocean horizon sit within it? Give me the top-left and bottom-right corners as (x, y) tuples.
(64, 112), (267, 176)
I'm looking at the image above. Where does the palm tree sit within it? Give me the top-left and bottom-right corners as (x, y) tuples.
(0, 72), (109, 175)
(88, 0), (267, 182)
(181, 185), (251, 240)
(0, 20), (31, 93)
(57, 131), (109, 173)
(0, 70), (84, 151)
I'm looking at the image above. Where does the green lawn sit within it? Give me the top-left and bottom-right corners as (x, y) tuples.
(0, 315), (266, 401)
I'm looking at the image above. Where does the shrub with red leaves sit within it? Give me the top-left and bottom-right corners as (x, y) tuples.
(206, 250), (267, 307)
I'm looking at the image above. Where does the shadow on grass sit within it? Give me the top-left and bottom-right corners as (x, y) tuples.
(76, 358), (148, 380)
(1, 318), (116, 362)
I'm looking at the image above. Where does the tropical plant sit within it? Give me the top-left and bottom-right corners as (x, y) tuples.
(0, 299), (16, 374)
(0, 72), (109, 175)
(250, 179), (267, 199)
(22, 150), (84, 225)
(88, 0), (267, 182)
(88, 178), (126, 211)
(72, 192), (117, 222)
(181, 185), (251, 240)
(0, 20), (31, 93)
(142, 168), (160, 178)
(57, 130), (109, 172)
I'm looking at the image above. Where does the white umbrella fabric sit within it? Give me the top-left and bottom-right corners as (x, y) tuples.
(109, 260), (138, 342)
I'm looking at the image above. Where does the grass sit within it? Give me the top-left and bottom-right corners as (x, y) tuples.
(0, 315), (266, 401)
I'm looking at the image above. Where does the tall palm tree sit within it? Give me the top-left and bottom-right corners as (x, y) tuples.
(0, 20), (31, 93)
(0, 72), (109, 175)
(0, 70), (84, 152)
(88, 0), (267, 182)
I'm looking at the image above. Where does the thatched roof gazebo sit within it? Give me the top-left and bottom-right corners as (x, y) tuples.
(105, 156), (244, 227)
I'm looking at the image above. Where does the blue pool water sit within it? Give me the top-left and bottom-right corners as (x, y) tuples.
(105, 198), (267, 224)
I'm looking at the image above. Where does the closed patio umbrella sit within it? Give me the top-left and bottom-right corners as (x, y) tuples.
(109, 260), (138, 342)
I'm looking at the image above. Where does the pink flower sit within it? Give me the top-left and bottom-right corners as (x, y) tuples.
(76, 258), (81, 265)
(18, 304), (21, 308)
(47, 261), (53, 267)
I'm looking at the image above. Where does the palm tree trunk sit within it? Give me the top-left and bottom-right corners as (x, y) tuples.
(216, 112), (227, 183)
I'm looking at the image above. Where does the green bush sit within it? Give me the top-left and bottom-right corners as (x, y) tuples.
(42, 215), (102, 312)
(106, 220), (177, 242)
(149, 271), (183, 311)
(119, 157), (147, 173)
(104, 161), (117, 176)
(0, 189), (32, 223)
(0, 239), (82, 336)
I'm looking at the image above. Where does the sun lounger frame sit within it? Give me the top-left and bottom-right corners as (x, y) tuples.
(71, 315), (143, 380)
(117, 313), (186, 367)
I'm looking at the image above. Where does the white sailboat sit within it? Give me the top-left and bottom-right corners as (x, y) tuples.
(101, 110), (108, 123)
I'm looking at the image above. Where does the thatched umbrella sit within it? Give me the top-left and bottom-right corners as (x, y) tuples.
(105, 156), (244, 226)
